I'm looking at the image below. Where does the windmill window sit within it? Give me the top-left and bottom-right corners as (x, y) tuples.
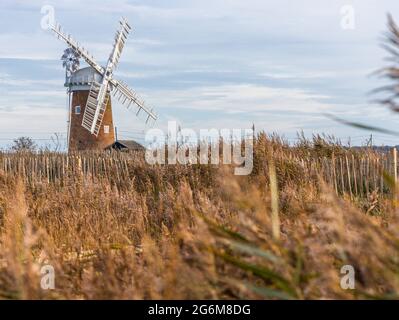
(104, 125), (110, 134)
(75, 105), (81, 115)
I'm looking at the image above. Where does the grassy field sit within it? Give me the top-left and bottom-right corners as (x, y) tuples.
(0, 133), (398, 299)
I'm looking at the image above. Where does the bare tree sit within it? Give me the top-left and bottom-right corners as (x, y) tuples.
(50, 133), (65, 152)
(11, 137), (37, 152)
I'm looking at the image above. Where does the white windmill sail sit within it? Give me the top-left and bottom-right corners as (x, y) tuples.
(51, 23), (104, 75)
(81, 81), (110, 135)
(50, 18), (157, 136)
(112, 79), (157, 125)
(82, 18), (131, 135)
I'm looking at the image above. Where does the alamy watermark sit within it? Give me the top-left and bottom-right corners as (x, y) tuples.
(40, 264), (55, 290)
(145, 121), (254, 176)
(340, 5), (356, 30)
(340, 265), (355, 290)
(40, 5), (55, 30)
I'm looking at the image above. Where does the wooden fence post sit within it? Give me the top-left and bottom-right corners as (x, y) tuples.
(345, 156), (352, 198)
(332, 154), (338, 195)
(393, 147), (398, 186)
(352, 154), (358, 196)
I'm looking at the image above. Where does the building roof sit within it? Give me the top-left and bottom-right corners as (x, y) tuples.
(108, 140), (145, 151)
(65, 67), (104, 91)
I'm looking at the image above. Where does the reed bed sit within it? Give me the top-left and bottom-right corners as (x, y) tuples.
(0, 137), (396, 198)
(0, 134), (398, 299)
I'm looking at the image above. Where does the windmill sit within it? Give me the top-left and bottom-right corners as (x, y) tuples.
(49, 18), (157, 151)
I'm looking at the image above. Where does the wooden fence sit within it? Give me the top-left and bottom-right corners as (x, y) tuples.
(0, 152), (139, 186)
(0, 149), (398, 197)
(278, 148), (398, 197)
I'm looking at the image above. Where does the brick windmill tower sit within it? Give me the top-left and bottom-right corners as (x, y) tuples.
(50, 18), (157, 152)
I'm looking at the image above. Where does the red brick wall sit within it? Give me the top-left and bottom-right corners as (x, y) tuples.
(68, 90), (115, 151)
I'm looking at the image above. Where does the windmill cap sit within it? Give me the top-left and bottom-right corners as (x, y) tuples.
(65, 66), (104, 91)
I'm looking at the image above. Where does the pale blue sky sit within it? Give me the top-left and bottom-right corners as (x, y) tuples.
(0, 0), (399, 148)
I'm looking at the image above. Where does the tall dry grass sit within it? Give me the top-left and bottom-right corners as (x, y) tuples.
(0, 134), (398, 299)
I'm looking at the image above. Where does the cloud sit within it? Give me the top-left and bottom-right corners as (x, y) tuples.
(0, 73), (60, 87)
(147, 84), (333, 114)
(0, 0), (398, 146)
(0, 105), (67, 136)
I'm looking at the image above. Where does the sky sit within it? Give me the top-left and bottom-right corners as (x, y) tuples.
(0, 0), (399, 149)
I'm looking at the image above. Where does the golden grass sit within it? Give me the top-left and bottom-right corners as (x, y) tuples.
(0, 134), (398, 299)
